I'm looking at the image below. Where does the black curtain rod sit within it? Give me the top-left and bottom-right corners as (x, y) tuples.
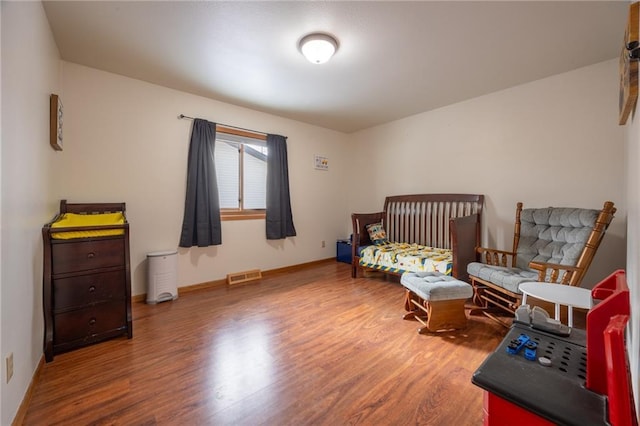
(178, 114), (269, 137)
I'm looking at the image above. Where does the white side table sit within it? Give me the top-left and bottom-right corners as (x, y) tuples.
(518, 282), (593, 327)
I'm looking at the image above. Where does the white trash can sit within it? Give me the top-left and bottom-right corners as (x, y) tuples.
(146, 250), (178, 304)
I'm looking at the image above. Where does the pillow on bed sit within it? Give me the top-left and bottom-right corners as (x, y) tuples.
(366, 222), (389, 245)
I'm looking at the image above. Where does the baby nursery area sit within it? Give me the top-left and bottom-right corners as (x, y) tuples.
(3, 1), (639, 425)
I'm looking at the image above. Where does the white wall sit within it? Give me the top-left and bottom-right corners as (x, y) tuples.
(57, 63), (351, 295)
(0, 2), (61, 424)
(349, 59), (627, 287)
(624, 90), (639, 417)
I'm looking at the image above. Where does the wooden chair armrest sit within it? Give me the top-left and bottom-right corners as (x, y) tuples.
(528, 261), (581, 285)
(476, 247), (516, 267)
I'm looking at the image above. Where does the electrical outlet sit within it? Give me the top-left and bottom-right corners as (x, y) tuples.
(321, 240), (326, 248)
(6, 353), (13, 383)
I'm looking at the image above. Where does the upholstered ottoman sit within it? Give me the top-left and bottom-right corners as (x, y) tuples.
(400, 271), (473, 333)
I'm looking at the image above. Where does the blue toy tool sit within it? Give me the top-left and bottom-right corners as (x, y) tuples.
(506, 333), (530, 355)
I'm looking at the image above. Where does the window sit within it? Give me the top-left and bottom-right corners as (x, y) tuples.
(215, 127), (268, 220)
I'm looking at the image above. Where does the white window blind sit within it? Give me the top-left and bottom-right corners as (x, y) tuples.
(215, 132), (267, 210)
(243, 144), (267, 209)
(215, 141), (240, 209)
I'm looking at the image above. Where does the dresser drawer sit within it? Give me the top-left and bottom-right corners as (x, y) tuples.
(52, 238), (124, 274)
(53, 270), (125, 311)
(54, 301), (126, 344)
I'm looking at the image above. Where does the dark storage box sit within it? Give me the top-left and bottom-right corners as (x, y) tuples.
(336, 240), (352, 264)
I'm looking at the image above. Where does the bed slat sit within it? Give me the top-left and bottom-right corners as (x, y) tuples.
(385, 197), (482, 250)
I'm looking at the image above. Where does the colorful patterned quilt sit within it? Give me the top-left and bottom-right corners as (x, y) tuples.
(359, 242), (452, 275)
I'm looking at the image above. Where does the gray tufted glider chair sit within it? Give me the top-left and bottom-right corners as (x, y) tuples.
(467, 201), (615, 327)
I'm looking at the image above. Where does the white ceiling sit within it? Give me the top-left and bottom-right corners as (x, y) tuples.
(42, 1), (629, 133)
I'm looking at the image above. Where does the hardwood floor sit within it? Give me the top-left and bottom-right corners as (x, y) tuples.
(23, 261), (507, 425)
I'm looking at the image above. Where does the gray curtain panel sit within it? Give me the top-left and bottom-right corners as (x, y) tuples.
(179, 119), (222, 247)
(266, 134), (296, 239)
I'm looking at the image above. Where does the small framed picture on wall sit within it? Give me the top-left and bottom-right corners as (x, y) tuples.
(50, 94), (63, 151)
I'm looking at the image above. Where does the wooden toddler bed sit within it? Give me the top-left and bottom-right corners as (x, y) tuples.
(351, 194), (484, 282)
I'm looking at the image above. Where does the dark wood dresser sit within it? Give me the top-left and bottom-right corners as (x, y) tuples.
(42, 200), (132, 362)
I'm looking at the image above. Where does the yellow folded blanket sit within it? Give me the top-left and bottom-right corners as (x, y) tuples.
(51, 212), (125, 239)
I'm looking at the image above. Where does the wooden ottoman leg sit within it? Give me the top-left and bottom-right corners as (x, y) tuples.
(402, 290), (421, 320)
(403, 289), (413, 311)
(423, 299), (468, 333)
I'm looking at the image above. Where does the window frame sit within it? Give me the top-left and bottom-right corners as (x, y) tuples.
(216, 125), (267, 221)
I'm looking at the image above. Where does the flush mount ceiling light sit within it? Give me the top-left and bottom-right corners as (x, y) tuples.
(299, 33), (338, 64)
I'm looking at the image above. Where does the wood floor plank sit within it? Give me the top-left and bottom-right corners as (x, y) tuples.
(22, 261), (506, 425)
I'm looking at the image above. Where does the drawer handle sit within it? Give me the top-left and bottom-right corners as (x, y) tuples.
(89, 318), (97, 326)
(87, 252), (96, 259)
(88, 285), (96, 293)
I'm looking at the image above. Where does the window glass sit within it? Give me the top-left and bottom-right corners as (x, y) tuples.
(243, 144), (267, 209)
(215, 141), (240, 209)
(214, 131), (267, 215)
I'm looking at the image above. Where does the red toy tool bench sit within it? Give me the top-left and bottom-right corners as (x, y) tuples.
(472, 270), (636, 425)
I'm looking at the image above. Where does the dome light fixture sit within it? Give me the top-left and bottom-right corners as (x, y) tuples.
(299, 33), (338, 64)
